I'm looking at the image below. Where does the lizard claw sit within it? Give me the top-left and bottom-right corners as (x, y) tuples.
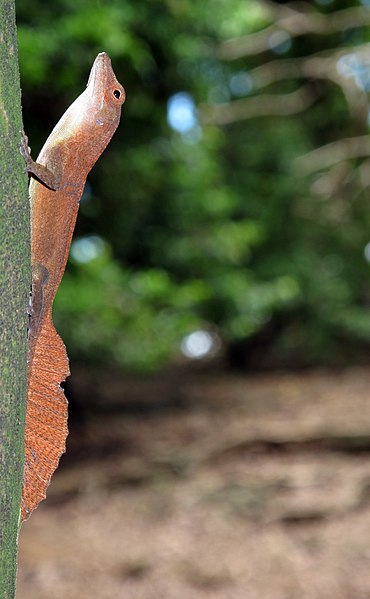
(20, 129), (32, 166)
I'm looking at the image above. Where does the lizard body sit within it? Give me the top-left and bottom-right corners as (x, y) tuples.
(21, 52), (125, 521)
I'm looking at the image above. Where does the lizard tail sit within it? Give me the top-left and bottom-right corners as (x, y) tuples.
(22, 316), (69, 521)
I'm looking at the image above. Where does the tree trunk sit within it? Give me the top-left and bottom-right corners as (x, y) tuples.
(0, 1), (30, 596)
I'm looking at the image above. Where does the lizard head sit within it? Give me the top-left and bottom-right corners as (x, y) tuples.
(87, 52), (126, 128)
(44, 53), (126, 174)
(60, 52), (126, 171)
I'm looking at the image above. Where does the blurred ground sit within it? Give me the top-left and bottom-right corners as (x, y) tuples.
(17, 367), (370, 599)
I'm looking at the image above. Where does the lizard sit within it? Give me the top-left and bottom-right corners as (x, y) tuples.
(20, 51), (125, 521)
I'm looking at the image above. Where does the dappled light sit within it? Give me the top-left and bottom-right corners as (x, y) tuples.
(167, 92), (198, 134)
(180, 329), (218, 359)
(70, 236), (105, 264)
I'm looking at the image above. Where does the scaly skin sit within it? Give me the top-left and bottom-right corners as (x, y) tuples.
(20, 53), (125, 521)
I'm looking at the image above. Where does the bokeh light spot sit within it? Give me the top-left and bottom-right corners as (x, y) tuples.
(70, 235), (105, 264)
(167, 92), (198, 133)
(181, 330), (215, 359)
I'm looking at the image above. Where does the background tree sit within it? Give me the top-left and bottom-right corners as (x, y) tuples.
(16, 0), (370, 372)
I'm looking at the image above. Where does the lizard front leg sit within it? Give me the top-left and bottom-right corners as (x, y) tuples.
(20, 130), (61, 191)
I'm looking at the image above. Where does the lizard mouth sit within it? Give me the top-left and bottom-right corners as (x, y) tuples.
(86, 52), (110, 92)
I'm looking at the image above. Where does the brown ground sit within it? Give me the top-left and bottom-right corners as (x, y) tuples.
(17, 367), (370, 598)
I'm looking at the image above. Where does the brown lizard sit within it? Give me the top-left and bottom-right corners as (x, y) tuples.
(20, 52), (125, 521)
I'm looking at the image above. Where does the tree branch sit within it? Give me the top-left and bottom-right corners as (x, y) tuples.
(247, 47), (370, 125)
(294, 136), (370, 175)
(200, 84), (317, 125)
(219, 5), (370, 60)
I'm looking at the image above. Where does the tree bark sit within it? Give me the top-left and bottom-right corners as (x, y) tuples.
(0, 1), (30, 596)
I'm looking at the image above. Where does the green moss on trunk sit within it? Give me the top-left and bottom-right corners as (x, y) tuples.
(0, 1), (30, 596)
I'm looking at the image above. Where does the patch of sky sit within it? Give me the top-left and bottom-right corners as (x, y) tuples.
(181, 330), (218, 359)
(364, 242), (370, 263)
(167, 92), (202, 144)
(167, 92), (197, 133)
(337, 53), (370, 92)
(268, 31), (292, 55)
(229, 71), (253, 97)
(70, 235), (105, 264)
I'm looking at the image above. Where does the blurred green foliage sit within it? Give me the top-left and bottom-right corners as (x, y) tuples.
(16, 0), (370, 371)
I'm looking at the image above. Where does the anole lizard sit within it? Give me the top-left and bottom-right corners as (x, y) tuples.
(20, 52), (125, 521)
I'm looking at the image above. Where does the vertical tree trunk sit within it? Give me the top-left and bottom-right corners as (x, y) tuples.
(0, 1), (30, 596)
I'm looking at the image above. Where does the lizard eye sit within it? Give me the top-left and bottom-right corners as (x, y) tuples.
(113, 89), (121, 99)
